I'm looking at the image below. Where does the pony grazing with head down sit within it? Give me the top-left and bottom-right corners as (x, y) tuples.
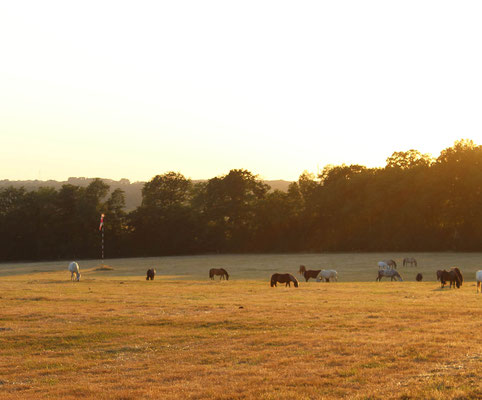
(316, 270), (338, 282)
(68, 262), (81, 281)
(403, 257), (417, 267)
(270, 273), (299, 288)
(298, 265), (321, 282)
(376, 269), (402, 282)
(476, 270), (482, 293)
(209, 268), (229, 280)
(146, 268), (156, 280)
(436, 269), (461, 289)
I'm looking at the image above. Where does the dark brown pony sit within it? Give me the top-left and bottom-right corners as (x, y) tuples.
(146, 268), (156, 280)
(450, 267), (463, 286)
(298, 265), (321, 282)
(270, 273), (299, 287)
(209, 268), (229, 280)
(436, 269), (461, 288)
(415, 273), (423, 282)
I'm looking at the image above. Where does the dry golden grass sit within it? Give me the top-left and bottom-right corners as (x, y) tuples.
(0, 270), (481, 399)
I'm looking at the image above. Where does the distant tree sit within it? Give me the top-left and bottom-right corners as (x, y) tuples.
(198, 169), (269, 252)
(434, 139), (482, 249)
(0, 187), (29, 260)
(130, 172), (196, 255)
(141, 172), (191, 209)
(385, 150), (433, 169)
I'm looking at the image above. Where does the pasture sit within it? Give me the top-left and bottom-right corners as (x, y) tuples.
(0, 253), (481, 399)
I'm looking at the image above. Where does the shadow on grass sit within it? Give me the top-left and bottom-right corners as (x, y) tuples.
(431, 287), (459, 291)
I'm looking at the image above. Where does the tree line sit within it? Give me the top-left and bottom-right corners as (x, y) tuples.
(1, 139), (481, 262)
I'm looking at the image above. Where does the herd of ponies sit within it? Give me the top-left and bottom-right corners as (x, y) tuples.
(68, 259), (482, 292)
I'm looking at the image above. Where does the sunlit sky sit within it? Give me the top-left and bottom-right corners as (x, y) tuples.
(1, 1), (482, 182)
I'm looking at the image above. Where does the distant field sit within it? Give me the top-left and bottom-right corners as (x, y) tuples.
(1, 254), (481, 399)
(1, 252), (481, 281)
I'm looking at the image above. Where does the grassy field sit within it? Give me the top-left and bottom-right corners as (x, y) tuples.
(0, 254), (481, 399)
(1, 252), (482, 281)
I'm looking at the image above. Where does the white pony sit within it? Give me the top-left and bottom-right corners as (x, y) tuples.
(476, 270), (482, 293)
(378, 261), (390, 270)
(68, 261), (81, 281)
(316, 270), (338, 282)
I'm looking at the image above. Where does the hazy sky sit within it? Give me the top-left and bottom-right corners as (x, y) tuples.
(1, 1), (482, 182)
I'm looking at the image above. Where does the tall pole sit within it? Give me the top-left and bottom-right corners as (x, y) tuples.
(102, 223), (104, 261)
(99, 213), (105, 262)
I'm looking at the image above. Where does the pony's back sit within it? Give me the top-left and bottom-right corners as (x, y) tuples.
(476, 270), (482, 282)
(68, 262), (79, 272)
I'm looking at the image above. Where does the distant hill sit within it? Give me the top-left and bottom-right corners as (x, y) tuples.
(0, 178), (292, 211)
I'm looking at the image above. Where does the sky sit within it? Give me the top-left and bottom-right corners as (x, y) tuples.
(1, 1), (482, 182)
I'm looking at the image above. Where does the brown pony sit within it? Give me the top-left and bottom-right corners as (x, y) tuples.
(450, 267), (463, 286)
(436, 269), (461, 288)
(146, 268), (156, 280)
(209, 268), (229, 280)
(415, 273), (423, 282)
(298, 265), (321, 282)
(270, 273), (299, 287)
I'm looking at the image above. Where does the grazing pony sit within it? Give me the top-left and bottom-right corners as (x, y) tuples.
(146, 268), (156, 280)
(476, 270), (482, 293)
(298, 265), (321, 282)
(436, 269), (461, 289)
(68, 262), (81, 281)
(403, 257), (417, 267)
(209, 268), (229, 280)
(270, 273), (299, 288)
(316, 270), (338, 282)
(376, 269), (403, 281)
(415, 273), (423, 282)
